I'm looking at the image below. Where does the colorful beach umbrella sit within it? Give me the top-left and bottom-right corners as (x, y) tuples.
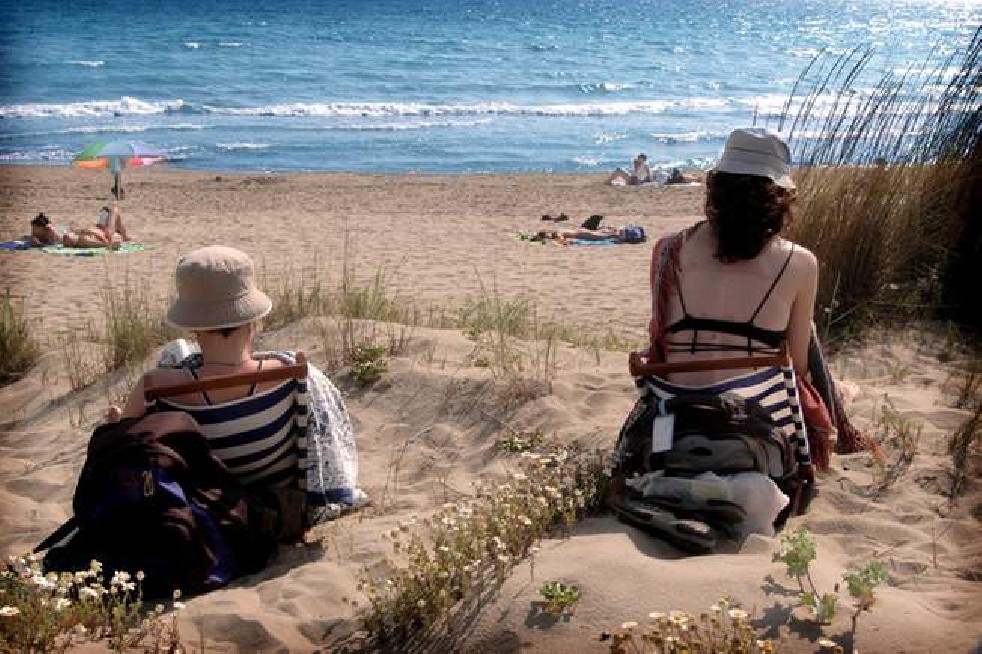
(72, 140), (167, 198)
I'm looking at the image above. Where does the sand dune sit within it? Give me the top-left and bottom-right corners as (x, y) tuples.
(0, 168), (979, 653)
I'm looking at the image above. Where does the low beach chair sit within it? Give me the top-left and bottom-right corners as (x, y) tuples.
(626, 343), (813, 526)
(143, 353), (311, 536)
(627, 344), (812, 470)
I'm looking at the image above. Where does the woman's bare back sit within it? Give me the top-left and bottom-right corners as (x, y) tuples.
(661, 224), (818, 385)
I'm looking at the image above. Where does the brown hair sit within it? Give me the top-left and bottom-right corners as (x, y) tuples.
(704, 170), (794, 262)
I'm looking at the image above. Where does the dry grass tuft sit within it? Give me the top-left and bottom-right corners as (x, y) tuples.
(775, 31), (981, 338)
(0, 289), (40, 385)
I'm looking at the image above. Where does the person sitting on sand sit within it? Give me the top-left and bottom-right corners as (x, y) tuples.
(608, 153), (652, 186)
(647, 128), (817, 387)
(664, 167), (700, 185)
(29, 213), (61, 246)
(108, 245), (364, 527)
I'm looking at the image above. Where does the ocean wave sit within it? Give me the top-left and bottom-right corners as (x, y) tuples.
(0, 148), (74, 162)
(0, 97), (186, 119)
(68, 60), (105, 68)
(572, 156), (604, 167)
(579, 82), (635, 93)
(595, 132), (627, 144)
(0, 123), (207, 140)
(216, 142), (270, 151)
(650, 130), (728, 145)
(218, 41), (245, 47)
(184, 42), (202, 49)
(197, 99), (719, 117)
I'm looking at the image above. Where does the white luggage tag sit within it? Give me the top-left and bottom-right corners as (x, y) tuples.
(651, 399), (675, 453)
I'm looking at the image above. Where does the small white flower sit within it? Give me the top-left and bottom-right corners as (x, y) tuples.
(136, 570), (145, 581)
(727, 608), (749, 620)
(818, 638), (837, 649)
(172, 589), (182, 600)
(74, 624), (88, 634)
(79, 587), (100, 600)
(0, 606), (21, 617)
(416, 599), (426, 608)
(173, 601), (186, 610)
(53, 598), (71, 611)
(121, 582), (136, 592)
(649, 611), (665, 620)
(710, 603), (722, 612)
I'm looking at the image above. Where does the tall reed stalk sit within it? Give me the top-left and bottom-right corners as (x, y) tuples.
(772, 28), (981, 335)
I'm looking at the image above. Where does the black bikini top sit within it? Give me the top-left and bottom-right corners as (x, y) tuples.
(664, 241), (795, 355)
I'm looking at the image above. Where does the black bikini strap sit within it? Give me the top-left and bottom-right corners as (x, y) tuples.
(248, 358), (264, 396)
(749, 244), (796, 322)
(185, 363), (212, 406)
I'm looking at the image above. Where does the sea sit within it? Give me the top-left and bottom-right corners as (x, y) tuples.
(0, 0), (978, 174)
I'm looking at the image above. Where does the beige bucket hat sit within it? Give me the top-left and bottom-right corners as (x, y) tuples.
(166, 245), (272, 331)
(715, 127), (796, 189)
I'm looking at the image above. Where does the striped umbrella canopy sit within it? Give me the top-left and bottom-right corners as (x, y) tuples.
(72, 140), (167, 169)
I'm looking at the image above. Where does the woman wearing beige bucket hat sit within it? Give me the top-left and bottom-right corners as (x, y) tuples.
(646, 127), (819, 385)
(112, 246), (365, 517)
(116, 245), (281, 418)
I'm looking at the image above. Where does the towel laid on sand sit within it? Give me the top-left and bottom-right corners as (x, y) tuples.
(41, 243), (147, 256)
(0, 240), (31, 250)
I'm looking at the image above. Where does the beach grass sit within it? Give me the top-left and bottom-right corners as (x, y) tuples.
(0, 289), (40, 385)
(780, 29), (981, 338)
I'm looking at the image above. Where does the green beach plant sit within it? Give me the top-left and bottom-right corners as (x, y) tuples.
(0, 555), (185, 653)
(772, 528), (888, 648)
(537, 580), (580, 616)
(357, 443), (608, 648)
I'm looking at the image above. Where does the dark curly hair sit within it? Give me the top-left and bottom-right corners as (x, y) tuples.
(704, 170), (794, 262)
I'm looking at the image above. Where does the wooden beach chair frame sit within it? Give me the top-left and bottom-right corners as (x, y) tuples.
(144, 352), (309, 401)
(143, 352), (311, 539)
(625, 342), (811, 517)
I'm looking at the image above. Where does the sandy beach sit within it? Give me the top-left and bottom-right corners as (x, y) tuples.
(1, 166), (979, 653)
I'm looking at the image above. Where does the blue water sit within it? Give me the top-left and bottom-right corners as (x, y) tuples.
(0, 0), (978, 173)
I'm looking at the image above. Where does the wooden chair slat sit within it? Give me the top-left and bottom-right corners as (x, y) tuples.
(144, 352), (308, 401)
(628, 343), (791, 378)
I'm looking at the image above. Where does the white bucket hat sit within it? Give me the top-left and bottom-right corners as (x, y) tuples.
(166, 245), (272, 331)
(715, 127), (795, 189)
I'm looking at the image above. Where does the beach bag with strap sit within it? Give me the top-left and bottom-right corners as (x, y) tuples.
(608, 392), (800, 553)
(614, 392), (798, 485)
(35, 412), (280, 599)
(623, 225), (647, 244)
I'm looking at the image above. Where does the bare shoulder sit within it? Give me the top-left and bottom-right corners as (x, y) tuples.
(777, 239), (817, 270)
(142, 367), (190, 388)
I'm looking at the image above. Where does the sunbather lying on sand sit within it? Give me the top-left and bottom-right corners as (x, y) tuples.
(531, 226), (622, 244)
(29, 213), (61, 246)
(69, 204), (132, 247)
(531, 224), (646, 245)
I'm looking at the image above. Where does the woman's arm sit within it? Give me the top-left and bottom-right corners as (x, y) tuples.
(787, 248), (819, 378)
(120, 374), (149, 419)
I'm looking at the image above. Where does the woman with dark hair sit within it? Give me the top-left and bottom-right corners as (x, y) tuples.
(649, 128), (818, 387)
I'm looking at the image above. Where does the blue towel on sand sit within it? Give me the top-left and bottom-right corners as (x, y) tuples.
(569, 238), (621, 247)
(0, 240), (31, 251)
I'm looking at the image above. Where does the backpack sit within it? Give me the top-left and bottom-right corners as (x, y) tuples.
(609, 392), (801, 553)
(622, 225), (647, 244)
(615, 393), (797, 484)
(36, 412), (280, 599)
